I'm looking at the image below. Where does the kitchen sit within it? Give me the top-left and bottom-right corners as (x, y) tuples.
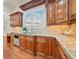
(3, 0), (76, 59)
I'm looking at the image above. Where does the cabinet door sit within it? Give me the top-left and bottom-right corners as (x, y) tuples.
(47, 3), (55, 25)
(36, 36), (45, 55)
(19, 35), (26, 50)
(71, 0), (76, 15)
(51, 39), (57, 59)
(14, 14), (17, 26)
(55, 46), (66, 59)
(45, 37), (55, 56)
(68, 0), (76, 21)
(55, 40), (70, 59)
(56, 0), (67, 23)
(7, 33), (14, 48)
(26, 36), (33, 51)
(10, 12), (23, 27)
(10, 15), (14, 27)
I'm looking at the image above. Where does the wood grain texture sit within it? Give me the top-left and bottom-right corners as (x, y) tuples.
(19, 34), (27, 50)
(6, 34), (71, 59)
(7, 33), (14, 49)
(4, 36), (46, 59)
(10, 12), (23, 27)
(20, 0), (46, 11)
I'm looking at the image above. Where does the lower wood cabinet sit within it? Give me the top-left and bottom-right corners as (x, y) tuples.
(19, 35), (70, 59)
(36, 42), (45, 54)
(55, 40), (71, 59)
(19, 34), (27, 50)
(26, 36), (34, 51)
(7, 33), (14, 48)
(26, 40), (33, 50)
(45, 37), (56, 57)
(7, 34), (11, 44)
(26, 36), (37, 55)
(36, 36), (46, 55)
(45, 37), (70, 59)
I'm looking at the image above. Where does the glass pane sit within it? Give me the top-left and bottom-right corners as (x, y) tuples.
(56, 0), (67, 23)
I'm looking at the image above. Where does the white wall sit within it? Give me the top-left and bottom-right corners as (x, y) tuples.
(3, 7), (11, 35)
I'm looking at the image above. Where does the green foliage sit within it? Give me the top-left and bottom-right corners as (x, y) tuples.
(22, 26), (27, 32)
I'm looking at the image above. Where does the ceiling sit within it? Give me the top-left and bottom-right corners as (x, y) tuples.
(3, 0), (31, 11)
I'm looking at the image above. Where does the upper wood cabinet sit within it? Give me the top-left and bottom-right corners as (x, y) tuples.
(47, 0), (76, 25)
(47, 3), (55, 25)
(56, 0), (67, 23)
(69, 0), (76, 20)
(10, 12), (23, 27)
(47, 0), (67, 25)
(71, 0), (76, 15)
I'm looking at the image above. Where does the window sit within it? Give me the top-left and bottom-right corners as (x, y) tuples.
(23, 5), (46, 27)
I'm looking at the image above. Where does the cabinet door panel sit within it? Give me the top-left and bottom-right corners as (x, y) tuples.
(26, 40), (33, 50)
(56, 0), (67, 23)
(55, 39), (70, 59)
(47, 3), (55, 25)
(20, 35), (26, 49)
(10, 12), (23, 27)
(71, 0), (76, 15)
(45, 38), (53, 56)
(51, 39), (56, 59)
(36, 36), (46, 54)
(55, 46), (66, 59)
(36, 42), (45, 53)
(7, 33), (14, 48)
(26, 36), (34, 52)
(47, 0), (72, 25)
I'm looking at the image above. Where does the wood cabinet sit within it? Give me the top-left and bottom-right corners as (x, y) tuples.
(7, 34), (11, 44)
(69, 0), (76, 24)
(36, 36), (46, 55)
(55, 41), (71, 59)
(26, 36), (34, 51)
(45, 37), (56, 58)
(47, 0), (76, 25)
(26, 36), (37, 55)
(19, 34), (27, 50)
(45, 37), (70, 59)
(71, 0), (76, 15)
(18, 35), (71, 58)
(7, 33), (14, 48)
(56, 0), (67, 23)
(47, 3), (55, 25)
(47, 0), (67, 25)
(53, 38), (71, 59)
(10, 12), (23, 27)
